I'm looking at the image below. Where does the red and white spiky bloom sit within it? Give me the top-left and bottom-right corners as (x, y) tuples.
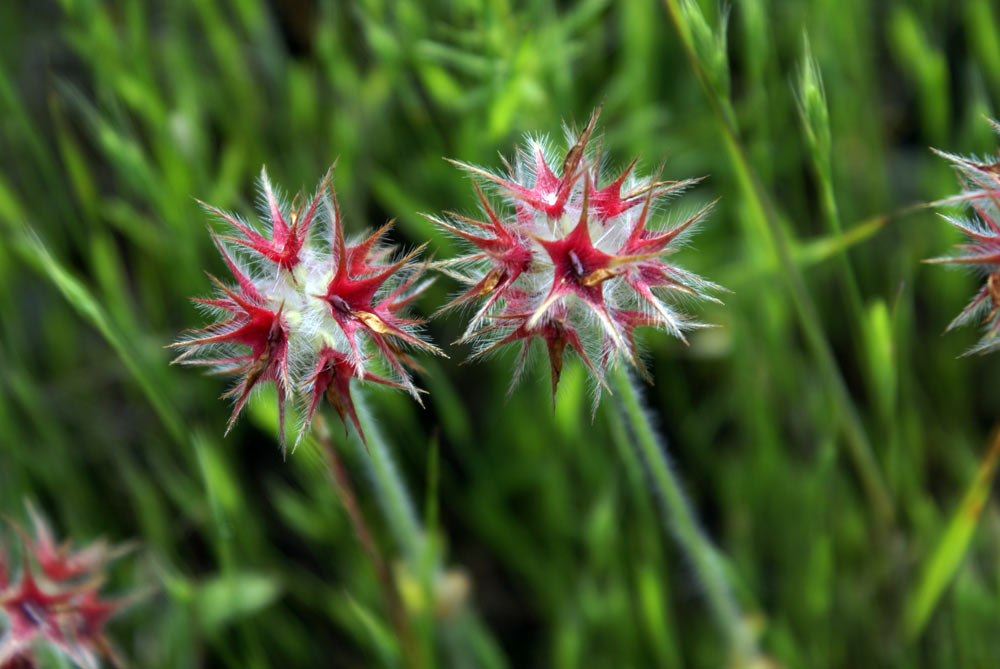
(0, 503), (132, 669)
(928, 119), (1000, 354)
(172, 167), (442, 455)
(426, 108), (721, 402)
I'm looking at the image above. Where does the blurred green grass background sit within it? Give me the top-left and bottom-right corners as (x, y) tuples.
(3, 0), (1000, 666)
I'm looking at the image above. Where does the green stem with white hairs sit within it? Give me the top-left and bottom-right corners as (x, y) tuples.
(609, 363), (759, 665)
(353, 389), (426, 566)
(348, 389), (439, 669)
(312, 412), (418, 666)
(350, 389), (507, 669)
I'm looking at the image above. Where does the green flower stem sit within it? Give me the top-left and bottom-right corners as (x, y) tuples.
(350, 390), (507, 669)
(661, 0), (895, 530)
(313, 413), (417, 666)
(354, 389), (426, 566)
(353, 390), (441, 669)
(610, 364), (758, 664)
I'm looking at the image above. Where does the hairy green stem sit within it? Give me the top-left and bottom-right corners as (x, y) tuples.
(313, 413), (417, 665)
(354, 390), (426, 566)
(610, 364), (758, 664)
(350, 391), (508, 668)
(354, 390), (443, 669)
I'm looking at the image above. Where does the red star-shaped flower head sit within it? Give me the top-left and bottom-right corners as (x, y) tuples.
(430, 108), (721, 404)
(0, 504), (134, 669)
(173, 166), (443, 454)
(928, 119), (1000, 354)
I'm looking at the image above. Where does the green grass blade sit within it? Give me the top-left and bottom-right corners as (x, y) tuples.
(8, 224), (186, 445)
(904, 427), (1000, 639)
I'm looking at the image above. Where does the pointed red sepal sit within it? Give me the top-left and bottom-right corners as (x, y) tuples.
(0, 556), (74, 642)
(173, 272), (290, 449)
(201, 167), (329, 273)
(299, 347), (413, 449)
(591, 158), (698, 226)
(619, 193), (715, 259)
(325, 179), (398, 278)
(602, 309), (663, 382)
(467, 301), (601, 403)
(21, 503), (113, 585)
(323, 212), (441, 376)
(70, 589), (126, 643)
(528, 185), (631, 358)
(210, 235), (265, 303)
(346, 220), (397, 276)
(448, 107), (601, 220)
(927, 197), (1000, 349)
(591, 157), (643, 221)
(424, 184), (533, 325)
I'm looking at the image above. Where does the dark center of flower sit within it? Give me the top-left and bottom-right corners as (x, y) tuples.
(268, 317), (284, 342)
(328, 295), (352, 316)
(19, 601), (46, 627)
(568, 250), (586, 279)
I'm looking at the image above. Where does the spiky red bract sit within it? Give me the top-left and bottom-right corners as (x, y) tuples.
(174, 167), (441, 453)
(21, 505), (115, 586)
(929, 120), (1000, 354)
(303, 347), (412, 448)
(430, 108), (720, 404)
(205, 167), (325, 275)
(450, 123), (588, 220)
(321, 209), (441, 386)
(459, 287), (601, 402)
(0, 504), (131, 669)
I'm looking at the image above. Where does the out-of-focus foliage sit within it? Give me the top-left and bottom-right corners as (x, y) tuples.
(1, 0), (1000, 666)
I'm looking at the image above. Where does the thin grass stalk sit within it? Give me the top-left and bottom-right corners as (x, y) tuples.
(805, 117), (866, 328)
(312, 413), (417, 666)
(904, 424), (1000, 640)
(662, 0), (895, 529)
(609, 364), (759, 665)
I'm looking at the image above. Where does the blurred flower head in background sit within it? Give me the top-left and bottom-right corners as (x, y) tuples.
(928, 119), (1000, 354)
(171, 167), (443, 454)
(0, 503), (133, 669)
(428, 108), (722, 404)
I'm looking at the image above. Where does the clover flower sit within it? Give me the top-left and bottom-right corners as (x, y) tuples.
(0, 504), (132, 669)
(928, 119), (1000, 354)
(427, 108), (721, 400)
(172, 167), (441, 454)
